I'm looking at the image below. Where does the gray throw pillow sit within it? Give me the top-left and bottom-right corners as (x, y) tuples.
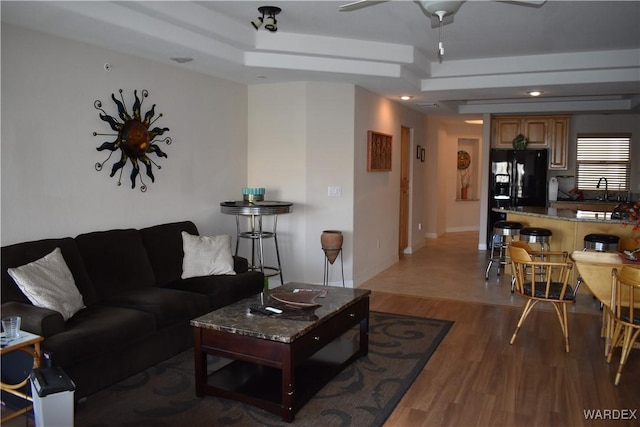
(181, 232), (236, 279)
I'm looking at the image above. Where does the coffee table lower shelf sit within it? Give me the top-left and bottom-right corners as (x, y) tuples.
(202, 335), (362, 420)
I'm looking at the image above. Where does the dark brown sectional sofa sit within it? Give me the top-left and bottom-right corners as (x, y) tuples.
(1, 221), (264, 399)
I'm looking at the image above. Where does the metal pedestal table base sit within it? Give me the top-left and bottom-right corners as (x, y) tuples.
(221, 201), (292, 284)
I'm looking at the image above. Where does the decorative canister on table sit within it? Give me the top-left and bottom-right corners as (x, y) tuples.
(321, 230), (343, 264)
(242, 187), (265, 202)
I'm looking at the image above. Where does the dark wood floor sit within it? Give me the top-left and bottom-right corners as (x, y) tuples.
(371, 292), (639, 427)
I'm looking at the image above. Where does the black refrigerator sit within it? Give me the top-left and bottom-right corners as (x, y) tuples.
(487, 149), (548, 246)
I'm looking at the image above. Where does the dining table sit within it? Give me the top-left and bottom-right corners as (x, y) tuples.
(570, 250), (640, 356)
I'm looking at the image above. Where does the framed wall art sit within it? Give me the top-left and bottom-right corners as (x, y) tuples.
(367, 131), (392, 172)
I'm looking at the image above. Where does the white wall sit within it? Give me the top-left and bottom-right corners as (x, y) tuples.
(248, 83), (428, 288)
(1, 25), (249, 245)
(248, 82), (355, 287)
(353, 87), (429, 285)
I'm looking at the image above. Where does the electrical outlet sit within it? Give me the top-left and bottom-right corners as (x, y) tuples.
(418, 223), (422, 230)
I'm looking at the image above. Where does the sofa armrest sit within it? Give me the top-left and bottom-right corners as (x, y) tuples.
(1, 302), (65, 338)
(233, 256), (249, 274)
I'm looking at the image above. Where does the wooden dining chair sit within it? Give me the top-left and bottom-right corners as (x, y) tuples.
(509, 245), (575, 352)
(508, 241), (561, 291)
(606, 266), (640, 385)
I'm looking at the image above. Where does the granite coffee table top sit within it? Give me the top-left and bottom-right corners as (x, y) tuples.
(191, 283), (370, 343)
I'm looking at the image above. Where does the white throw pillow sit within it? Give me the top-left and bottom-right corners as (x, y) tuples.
(7, 247), (85, 321)
(181, 232), (236, 279)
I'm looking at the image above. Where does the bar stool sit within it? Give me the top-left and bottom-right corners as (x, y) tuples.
(573, 233), (620, 297)
(519, 227), (552, 252)
(519, 227), (552, 282)
(485, 220), (522, 279)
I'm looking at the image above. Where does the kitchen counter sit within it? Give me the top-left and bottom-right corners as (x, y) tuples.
(550, 200), (619, 212)
(495, 206), (622, 223)
(495, 207), (639, 293)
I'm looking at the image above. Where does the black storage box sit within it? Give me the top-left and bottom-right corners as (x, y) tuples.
(30, 366), (75, 397)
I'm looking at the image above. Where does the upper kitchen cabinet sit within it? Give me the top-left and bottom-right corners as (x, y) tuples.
(492, 118), (522, 147)
(491, 115), (571, 170)
(548, 116), (570, 170)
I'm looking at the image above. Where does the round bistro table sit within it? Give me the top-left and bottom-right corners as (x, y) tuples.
(220, 201), (293, 284)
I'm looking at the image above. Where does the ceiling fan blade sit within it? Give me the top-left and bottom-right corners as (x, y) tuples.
(339, 0), (389, 12)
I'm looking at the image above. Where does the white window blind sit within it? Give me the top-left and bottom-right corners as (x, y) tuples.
(576, 134), (631, 191)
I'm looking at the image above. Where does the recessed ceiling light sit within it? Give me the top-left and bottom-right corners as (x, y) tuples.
(400, 96), (413, 101)
(527, 91), (543, 97)
(464, 120), (484, 125)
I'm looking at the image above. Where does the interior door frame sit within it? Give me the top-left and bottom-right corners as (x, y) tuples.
(399, 126), (411, 252)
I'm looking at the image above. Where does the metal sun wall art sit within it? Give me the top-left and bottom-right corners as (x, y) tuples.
(93, 89), (171, 192)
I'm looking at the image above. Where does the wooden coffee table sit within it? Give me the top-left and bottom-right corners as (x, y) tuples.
(191, 283), (370, 422)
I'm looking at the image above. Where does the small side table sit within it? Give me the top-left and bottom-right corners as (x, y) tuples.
(1, 331), (43, 423)
(220, 201), (293, 284)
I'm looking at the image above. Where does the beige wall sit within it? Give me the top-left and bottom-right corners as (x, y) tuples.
(353, 87), (429, 286)
(248, 82), (355, 286)
(248, 84), (429, 287)
(1, 24), (249, 245)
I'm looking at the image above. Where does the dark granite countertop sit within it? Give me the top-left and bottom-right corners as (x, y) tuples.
(494, 206), (626, 224)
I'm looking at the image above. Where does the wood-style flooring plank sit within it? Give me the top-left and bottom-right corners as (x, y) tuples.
(370, 292), (639, 427)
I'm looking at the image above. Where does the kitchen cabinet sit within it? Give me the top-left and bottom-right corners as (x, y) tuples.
(548, 116), (569, 170)
(522, 118), (548, 145)
(492, 118), (521, 147)
(491, 115), (571, 170)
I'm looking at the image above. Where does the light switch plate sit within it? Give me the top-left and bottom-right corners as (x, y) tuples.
(328, 186), (342, 197)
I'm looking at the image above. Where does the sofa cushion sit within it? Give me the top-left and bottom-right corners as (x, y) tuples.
(139, 221), (198, 287)
(2, 237), (97, 306)
(7, 247), (85, 321)
(181, 232), (235, 278)
(106, 288), (210, 327)
(166, 271), (264, 309)
(43, 305), (156, 366)
(75, 229), (156, 300)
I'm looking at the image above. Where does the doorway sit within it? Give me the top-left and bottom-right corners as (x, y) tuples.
(399, 126), (410, 252)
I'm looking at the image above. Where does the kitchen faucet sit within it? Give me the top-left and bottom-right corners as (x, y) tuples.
(597, 177), (608, 201)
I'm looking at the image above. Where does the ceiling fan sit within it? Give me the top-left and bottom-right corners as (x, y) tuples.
(339, 0), (546, 60)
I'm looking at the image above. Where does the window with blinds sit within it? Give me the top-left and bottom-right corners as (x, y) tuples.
(576, 134), (631, 191)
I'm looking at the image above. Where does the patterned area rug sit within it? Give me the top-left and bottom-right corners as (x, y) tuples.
(74, 312), (452, 427)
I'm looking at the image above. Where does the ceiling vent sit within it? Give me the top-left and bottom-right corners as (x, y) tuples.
(415, 102), (439, 109)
